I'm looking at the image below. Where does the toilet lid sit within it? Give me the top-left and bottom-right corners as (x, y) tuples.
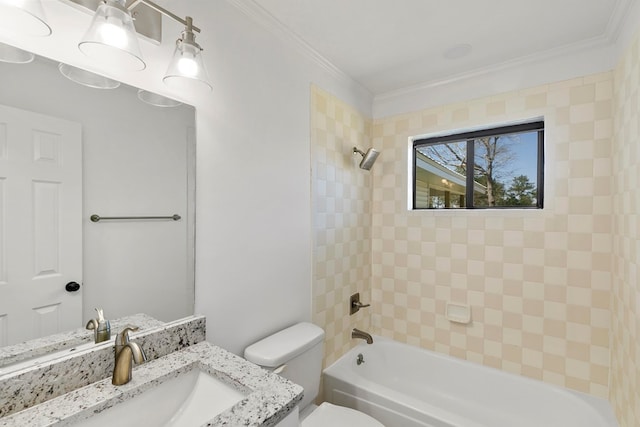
(302, 402), (385, 427)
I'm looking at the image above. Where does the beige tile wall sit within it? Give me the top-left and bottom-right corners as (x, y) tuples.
(311, 70), (636, 419)
(310, 85), (372, 369)
(610, 33), (640, 426)
(370, 72), (614, 398)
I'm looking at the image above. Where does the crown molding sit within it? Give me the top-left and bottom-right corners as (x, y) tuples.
(225, 0), (636, 117)
(374, 33), (616, 103)
(224, 0), (371, 97)
(373, 0), (640, 118)
(603, 0), (635, 44)
(609, 0), (640, 59)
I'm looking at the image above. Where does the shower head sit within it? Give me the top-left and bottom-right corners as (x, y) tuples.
(353, 146), (380, 170)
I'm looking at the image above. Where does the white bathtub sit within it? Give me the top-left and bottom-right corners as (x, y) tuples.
(323, 337), (618, 427)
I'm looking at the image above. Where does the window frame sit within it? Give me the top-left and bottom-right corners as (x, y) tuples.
(412, 121), (545, 210)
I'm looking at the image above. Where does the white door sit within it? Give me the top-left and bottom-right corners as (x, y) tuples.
(0, 104), (82, 346)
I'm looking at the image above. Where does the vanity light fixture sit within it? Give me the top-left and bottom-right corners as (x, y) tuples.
(78, 0), (146, 71)
(0, 41), (34, 64)
(163, 16), (212, 92)
(137, 89), (182, 107)
(58, 62), (121, 89)
(0, 0), (52, 37)
(79, 0), (212, 90)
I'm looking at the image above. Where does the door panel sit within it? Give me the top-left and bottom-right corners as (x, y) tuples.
(33, 180), (61, 276)
(0, 104), (82, 346)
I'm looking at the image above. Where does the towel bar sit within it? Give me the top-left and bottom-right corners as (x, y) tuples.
(90, 214), (181, 222)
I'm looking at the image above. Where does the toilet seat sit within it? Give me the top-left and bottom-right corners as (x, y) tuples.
(301, 402), (384, 427)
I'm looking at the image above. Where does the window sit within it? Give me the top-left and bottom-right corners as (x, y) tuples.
(413, 121), (544, 209)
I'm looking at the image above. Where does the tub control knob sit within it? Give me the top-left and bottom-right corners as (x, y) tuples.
(350, 292), (370, 315)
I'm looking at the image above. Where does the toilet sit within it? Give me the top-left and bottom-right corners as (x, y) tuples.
(244, 322), (384, 427)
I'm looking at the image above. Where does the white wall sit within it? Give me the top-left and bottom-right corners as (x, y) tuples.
(0, 57), (195, 323)
(0, 0), (372, 355)
(185, 0), (373, 355)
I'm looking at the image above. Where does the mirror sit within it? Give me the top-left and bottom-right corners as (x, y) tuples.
(0, 50), (196, 360)
(0, 313), (165, 372)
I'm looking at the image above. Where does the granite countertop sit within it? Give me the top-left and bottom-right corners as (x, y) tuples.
(0, 313), (164, 370)
(0, 341), (303, 427)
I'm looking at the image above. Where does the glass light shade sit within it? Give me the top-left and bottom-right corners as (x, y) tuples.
(58, 63), (121, 89)
(0, 41), (34, 63)
(0, 0), (51, 37)
(163, 39), (212, 92)
(137, 90), (182, 107)
(78, 0), (145, 71)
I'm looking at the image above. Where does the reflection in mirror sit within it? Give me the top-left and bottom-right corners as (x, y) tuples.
(58, 62), (121, 89)
(0, 313), (163, 372)
(0, 41), (35, 64)
(137, 90), (183, 108)
(0, 50), (196, 355)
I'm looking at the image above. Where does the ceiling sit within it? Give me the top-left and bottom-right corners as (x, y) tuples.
(248, 0), (633, 95)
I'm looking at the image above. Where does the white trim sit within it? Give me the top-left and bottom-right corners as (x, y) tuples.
(611, 0), (640, 59)
(371, 0), (635, 118)
(603, 0), (636, 44)
(415, 153), (486, 193)
(379, 0), (634, 102)
(375, 34), (613, 103)
(409, 116), (545, 145)
(224, 0), (371, 97)
(226, 0), (637, 119)
(372, 42), (616, 118)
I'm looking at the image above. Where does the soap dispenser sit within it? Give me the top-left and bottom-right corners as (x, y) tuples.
(86, 308), (111, 343)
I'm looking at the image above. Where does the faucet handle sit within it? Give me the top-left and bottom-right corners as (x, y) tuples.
(85, 307), (101, 330)
(352, 301), (371, 309)
(350, 293), (371, 315)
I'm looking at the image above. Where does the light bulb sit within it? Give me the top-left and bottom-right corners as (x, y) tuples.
(177, 56), (198, 77)
(78, 0), (146, 71)
(97, 20), (127, 49)
(163, 19), (212, 91)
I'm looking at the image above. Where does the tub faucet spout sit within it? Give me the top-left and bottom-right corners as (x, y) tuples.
(352, 328), (373, 344)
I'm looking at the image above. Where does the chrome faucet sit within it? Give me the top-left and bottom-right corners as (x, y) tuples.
(352, 328), (373, 344)
(112, 326), (147, 386)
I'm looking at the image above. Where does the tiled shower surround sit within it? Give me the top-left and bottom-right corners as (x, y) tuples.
(611, 32), (640, 427)
(311, 85), (372, 367)
(312, 33), (640, 424)
(370, 71), (613, 399)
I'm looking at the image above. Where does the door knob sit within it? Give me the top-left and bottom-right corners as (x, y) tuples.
(65, 281), (81, 292)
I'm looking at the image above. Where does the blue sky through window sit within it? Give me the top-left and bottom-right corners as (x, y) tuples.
(498, 131), (539, 185)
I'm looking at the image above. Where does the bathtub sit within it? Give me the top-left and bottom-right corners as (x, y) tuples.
(323, 337), (618, 427)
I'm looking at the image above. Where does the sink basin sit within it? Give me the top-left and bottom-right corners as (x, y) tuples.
(77, 367), (245, 426)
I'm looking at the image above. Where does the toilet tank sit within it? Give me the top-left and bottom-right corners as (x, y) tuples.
(244, 323), (325, 410)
